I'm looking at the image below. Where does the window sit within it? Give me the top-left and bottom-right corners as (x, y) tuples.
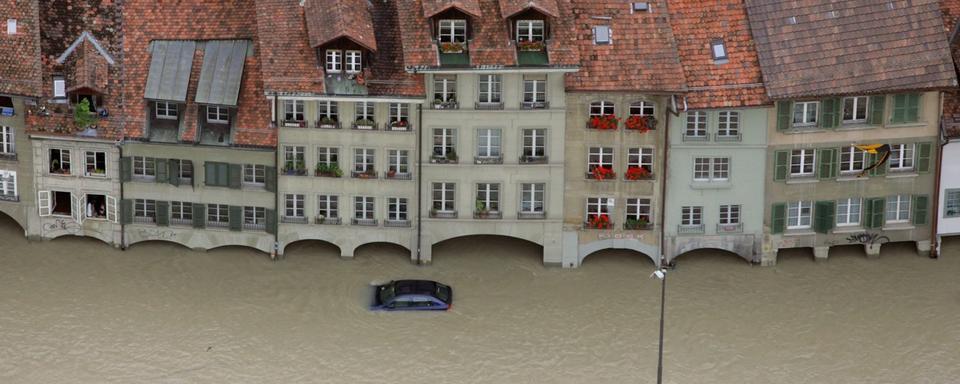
(627, 198), (652, 222)
(84, 151), (106, 177)
(134, 199), (157, 223)
(478, 75), (502, 104)
(171, 201), (193, 224)
(388, 150), (409, 174)
(318, 101), (338, 121)
(244, 207), (266, 230)
(243, 164), (265, 185)
(627, 148), (654, 173)
(175, 159), (193, 181)
(522, 129), (546, 158)
(693, 157), (729, 181)
(432, 128), (456, 157)
(0, 170), (16, 198)
(284, 194), (305, 219)
(388, 197), (408, 221)
(354, 196), (375, 220)
(719, 204), (740, 225)
(51, 191), (72, 216)
(317, 147), (339, 167)
(586, 197), (614, 221)
(345, 50), (362, 73)
(516, 20), (544, 42)
(438, 19), (466, 42)
(131, 156), (155, 179)
(836, 198), (862, 227)
(889, 143), (915, 171)
(717, 111), (739, 137)
(476, 183), (500, 213)
(520, 183), (545, 213)
(389, 103), (408, 124)
(588, 147), (613, 172)
(476, 128), (501, 158)
(325, 50), (342, 72)
(283, 146), (305, 170)
(630, 101), (655, 117)
(944, 189), (960, 218)
(53, 77), (66, 98)
(681, 206), (703, 226)
(354, 148), (375, 173)
(886, 195), (911, 224)
(685, 111), (707, 137)
(433, 75), (457, 102)
(432, 182), (456, 212)
(206, 106), (229, 123)
(593, 25), (611, 44)
(589, 101), (615, 117)
(283, 100), (304, 123)
(1, 126), (13, 154)
(891, 94), (921, 123)
(793, 101), (818, 126)
(355, 101), (374, 122)
(6, 19), (15, 35)
(156, 102), (177, 120)
(787, 201), (812, 229)
(523, 77), (546, 106)
(839, 146), (866, 174)
(317, 195), (339, 219)
(711, 39), (727, 61)
(207, 204), (229, 227)
(790, 149), (815, 176)
(50, 149), (71, 174)
(843, 96), (868, 123)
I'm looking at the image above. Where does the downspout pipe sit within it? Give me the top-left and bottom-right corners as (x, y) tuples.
(931, 91), (946, 258)
(416, 103), (424, 265)
(118, 141), (125, 250)
(660, 96), (679, 267)
(272, 92), (280, 259)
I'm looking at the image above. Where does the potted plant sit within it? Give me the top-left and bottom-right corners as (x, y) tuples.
(439, 41), (465, 54)
(625, 115), (656, 132)
(445, 150), (458, 163)
(517, 40), (546, 52)
(318, 116), (338, 128)
(390, 119), (408, 130)
(588, 114), (619, 130)
(625, 217), (649, 230)
(73, 99), (96, 131)
(587, 214), (611, 229)
(625, 166), (651, 180)
(355, 118), (375, 130)
(284, 160), (295, 175)
(590, 166), (615, 180)
(475, 200), (488, 218)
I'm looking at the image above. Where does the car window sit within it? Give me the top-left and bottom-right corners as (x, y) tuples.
(392, 297), (412, 308)
(435, 284), (451, 302)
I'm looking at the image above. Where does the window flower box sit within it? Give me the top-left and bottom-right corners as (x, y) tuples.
(439, 41), (466, 54)
(587, 166), (615, 180)
(352, 119), (377, 130)
(352, 218), (378, 226)
(429, 210), (457, 219)
(517, 40), (546, 52)
(351, 169), (377, 179)
(519, 155), (548, 164)
(432, 100), (459, 110)
(585, 214), (612, 229)
(625, 115), (656, 132)
(387, 120), (412, 131)
(282, 120), (306, 128)
(384, 169), (412, 180)
(624, 217), (652, 230)
(587, 115), (619, 130)
(431, 151), (458, 164)
(315, 164), (343, 178)
(473, 210), (502, 219)
(625, 166), (653, 181)
(283, 161), (307, 176)
(518, 211), (546, 219)
(474, 156), (503, 165)
(316, 117), (341, 129)
(315, 216), (342, 225)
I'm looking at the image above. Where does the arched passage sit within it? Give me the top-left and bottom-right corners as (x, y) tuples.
(207, 244), (271, 257)
(48, 233), (115, 248)
(577, 238), (659, 266)
(430, 235), (543, 265)
(353, 242), (410, 259)
(580, 248), (658, 267)
(282, 239), (342, 259)
(670, 248), (751, 267)
(126, 239), (194, 253)
(0, 209), (24, 234)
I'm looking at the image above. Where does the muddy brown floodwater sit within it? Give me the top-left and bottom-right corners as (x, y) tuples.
(0, 216), (958, 384)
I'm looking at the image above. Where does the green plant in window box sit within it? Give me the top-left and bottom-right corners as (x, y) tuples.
(445, 150), (458, 162)
(73, 99), (96, 131)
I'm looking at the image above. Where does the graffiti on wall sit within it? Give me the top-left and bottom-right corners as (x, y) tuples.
(135, 228), (177, 241)
(43, 218), (79, 232)
(845, 232), (890, 246)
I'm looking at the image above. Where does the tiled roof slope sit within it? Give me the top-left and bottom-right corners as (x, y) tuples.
(304, 0), (377, 51)
(398, 0), (440, 66)
(367, 1), (426, 97)
(255, 0), (324, 95)
(122, 0), (274, 147)
(423, 0), (482, 18)
(498, 0), (559, 18)
(939, 0), (960, 138)
(941, 0), (960, 36)
(0, 0), (42, 97)
(565, 0), (686, 93)
(668, 0), (769, 108)
(469, 0), (518, 65)
(745, 0), (957, 99)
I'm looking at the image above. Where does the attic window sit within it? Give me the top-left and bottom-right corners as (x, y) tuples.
(826, 10), (839, 18)
(632, 2), (650, 12)
(711, 39), (728, 63)
(6, 19), (15, 35)
(593, 26), (611, 45)
(786, 16), (797, 25)
(53, 77), (66, 99)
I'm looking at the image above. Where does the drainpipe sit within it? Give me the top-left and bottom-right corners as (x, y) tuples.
(118, 140), (125, 250)
(931, 91), (946, 258)
(659, 96), (677, 268)
(273, 92), (280, 259)
(416, 103), (424, 265)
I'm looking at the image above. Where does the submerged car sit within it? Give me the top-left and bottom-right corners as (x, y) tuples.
(370, 280), (453, 311)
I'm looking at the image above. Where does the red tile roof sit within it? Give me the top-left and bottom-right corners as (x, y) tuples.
(304, 0), (378, 51)
(668, 0), (769, 108)
(0, 0), (42, 97)
(565, 0), (686, 93)
(469, 0), (517, 65)
(941, 0), (960, 36)
(745, 0), (958, 99)
(498, 0), (559, 18)
(65, 40), (110, 94)
(423, 0), (482, 18)
(367, 1), (426, 97)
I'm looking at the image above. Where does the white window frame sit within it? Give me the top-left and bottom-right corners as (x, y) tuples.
(284, 194), (305, 219)
(586, 197), (614, 221)
(388, 197), (408, 221)
(438, 19), (467, 43)
(0, 170), (17, 197)
(244, 206), (266, 229)
(589, 101), (615, 117)
(317, 195), (339, 219)
(693, 157), (729, 181)
(790, 149), (816, 177)
(433, 76), (457, 102)
(50, 148), (72, 174)
(354, 196), (375, 220)
(388, 149), (409, 174)
(106, 196), (117, 223)
(628, 147), (654, 172)
(787, 201), (812, 229)
(1, 126), (14, 154)
(389, 103), (408, 124)
(207, 204), (229, 226)
(206, 106), (229, 123)
(839, 146), (866, 174)
(6, 19), (16, 35)
(588, 147), (614, 171)
(889, 143), (915, 171)
(325, 50), (342, 73)
(593, 25), (611, 45)
(432, 128), (456, 157)
(626, 198), (652, 222)
(523, 78), (546, 104)
(842, 96), (869, 123)
(38, 191), (52, 216)
(476, 183), (500, 213)
(629, 101), (655, 117)
(478, 75), (501, 104)
(476, 128), (501, 158)
(520, 183), (545, 213)
(681, 206), (703, 226)
(885, 195), (911, 224)
(171, 201), (193, 223)
(318, 100), (339, 120)
(717, 111), (739, 137)
(155, 102), (178, 120)
(355, 101), (374, 121)
(516, 20), (544, 42)
(283, 100), (304, 123)
(944, 189), (960, 218)
(836, 198), (862, 227)
(432, 182), (456, 212)
(685, 111), (707, 137)
(354, 148), (375, 173)
(134, 198), (157, 223)
(719, 204), (740, 225)
(53, 77), (66, 98)
(793, 101), (819, 126)
(84, 151), (106, 177)
(243, 164), (266, 186)
(711, 39), (727, 61)
(317, 147), (339, 167)
(345, 50), (362, 73)
(522, 129), (546, 158)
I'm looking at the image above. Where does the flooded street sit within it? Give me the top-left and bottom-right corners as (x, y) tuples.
(1, 216), (958, 384)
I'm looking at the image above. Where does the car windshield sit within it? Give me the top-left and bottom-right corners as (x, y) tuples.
(379, 284), (396, 304)
(435, 283), (450, 303)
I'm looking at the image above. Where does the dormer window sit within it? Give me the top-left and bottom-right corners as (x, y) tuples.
(593, 26), (611, 45)
(711, 39), (728, 62)
(325, 50), (342, 73)
(438, 19), (466, 43)
(156, 102), (178, 120)
(517, 20), (544, 42)
(345, 50), (362, 73)
(207, 106), (229, 124)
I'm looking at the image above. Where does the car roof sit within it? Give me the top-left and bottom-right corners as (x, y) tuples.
(392, 280), (441, 296)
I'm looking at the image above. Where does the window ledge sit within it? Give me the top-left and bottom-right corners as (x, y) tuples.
(783, 229), (815, 237)
(832, 226), (865, 234)
(882, 224), (915, 231)
(837, 123), (876, 131)
(690, 181), (731, 190)
(242, 183), (267, 191)
(884, 122), (926, 129)
(785, 177), (818, 184)
(836, 175), (866, 182)
(886, 172), (918, 179)
(784, 127), (825, 134)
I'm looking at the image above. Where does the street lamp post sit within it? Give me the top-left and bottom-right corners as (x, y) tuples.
(651, 259), (668, 384)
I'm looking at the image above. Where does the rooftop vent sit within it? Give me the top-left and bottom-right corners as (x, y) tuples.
(593, 26), (611, 45)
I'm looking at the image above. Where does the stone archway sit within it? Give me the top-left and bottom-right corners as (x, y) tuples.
(577, 238), (659, 267)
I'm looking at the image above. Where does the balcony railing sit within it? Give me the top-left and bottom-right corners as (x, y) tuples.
(351, 170), (378, 179)
(281, 120), (307, 128)
(431, 100), (459, 110)
(624, 221), (653, 230)
(281, 216), (308, 224)
(133, 216), (156, 224)
(0, 194), (19, 202)
(351, 120), (378, 130)
(678, 224), (705, 234)
(519, 155), (548, 164)
(170, 218), (192, 227)
(383, 171), (412, 180)
(384, 219), (412, 228)
(0, 152), (17, 161)
(244, 223), (266, 231)
(717, 222), (743, 234)
(521, 101), (549, 110)
(518, 211), (546, 220)
(316, 120), (342, 129)
(474, 156), (503, 165)
(208, 220), (230, 228)
(473, 211), (502, 219)
(282, 167), (308, 176)
(315, 216), (341, 225)
(715, 132), (742, 142)
(475, 102), (504, 110)
(430, 210), (457, 219)
(384, 121), (414, 132)
(352, 218), (378, 226)
(682, 133), (709, 142)
(430, 155), (458, 164)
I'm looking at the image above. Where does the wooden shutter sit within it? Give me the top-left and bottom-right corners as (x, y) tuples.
(266, 208), (277, 235)
(155, 158), (169, 183)
(771, 203), (786, 234)
(817, 148), (836, 180)
(204, 162), (216, 187)
(120, 157), (132, 182)
(866, 198), (885, 229)
(106, 196), (117, 223)
(905, 93), (920, 123)
(192, 203), (206, 229)
(217, 163), (229, 186)
(120, 199), (133, 224)
(774, 151), (789, 181)
(868, 152), (886, 177)
(776, 101), (792, 131)
(228, 164), (242, 189)
(38, 191), (52, 216)
(820, 97), (840, 129)
(917, 142), (932, 173)
(868, 95), (885, 125)
(156, 201), (170, 226)
(169, 160), (180, 186)
(265, 166), (277, 192)
(814, 200), (835, 234)
(891, 94), (907, 123)
(913, 195), (929, 225)
(229, 205), (243, 231)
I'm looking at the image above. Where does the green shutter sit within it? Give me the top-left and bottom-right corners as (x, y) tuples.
(771, 203), (786, 234)
(868, 95), (885, 125)
(120, 199), (133, 224)
(820, 98), (840, 129)
(905, 93), (920, 123)
(818, 148), (837, 180)
(204, 162), (216, 187)
(192, 203), (206, 229)
(155, 158), (169, 183)
(891, 94), (907, 123)
(776, 101), (792, 131)
(228, 164), (242, 189)
(868, 152), (887, 177)
(866, 198), (885, 229)
(913, 195), (929, 225)
(917, 142), (932, 173)
(229, 205), (243, 231)
(265, 166), (277, 192)
(814, 200), (835, 234)
(169, 160), (180, 186)
(156, 201), (170, 226)
(218, 163), (229, 186)
(120, 157), (132, 182)
(266, 209), (277, 235)
(774, 151), (789, 181)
